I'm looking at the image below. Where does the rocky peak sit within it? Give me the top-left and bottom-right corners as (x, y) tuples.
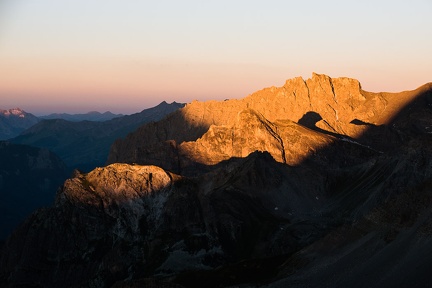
(57, 164), (175, 208)
(0, 108), (26, 117)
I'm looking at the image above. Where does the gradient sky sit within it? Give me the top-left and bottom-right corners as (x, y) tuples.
(1, 0), (431, 115)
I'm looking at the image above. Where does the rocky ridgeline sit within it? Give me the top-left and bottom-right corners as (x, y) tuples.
(108, 73), (432, 174)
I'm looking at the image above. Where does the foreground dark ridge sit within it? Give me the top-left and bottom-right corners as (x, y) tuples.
(1, 73), (432, 287)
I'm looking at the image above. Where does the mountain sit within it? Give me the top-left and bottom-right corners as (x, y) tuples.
(1, 74), (432, 287)
(0, 141), (68, 241)
(107, 73), (432, 173)
(0, 108), (40, 140)
(40, 111), (124, 122)
(11, 101), (185, 171)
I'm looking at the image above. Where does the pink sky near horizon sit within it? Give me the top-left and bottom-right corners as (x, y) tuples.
(1, 0), (431, 115)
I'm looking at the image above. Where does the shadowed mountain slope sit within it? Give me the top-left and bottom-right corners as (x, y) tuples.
(12, 101), (184, 171)
(1, 74), (432, 287)
(0, 141), (68, 240)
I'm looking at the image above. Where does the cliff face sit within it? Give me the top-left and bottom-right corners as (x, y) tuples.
(107, 73), (432, 174)
(2, 74), (432, 287)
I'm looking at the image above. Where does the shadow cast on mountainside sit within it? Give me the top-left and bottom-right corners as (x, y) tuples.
(107, 106), (215, 174)
(298, 111), (342, 138)
(264, 83), (432, 287)
(164, 83), (432, 286)
(297, 83), (432, 206)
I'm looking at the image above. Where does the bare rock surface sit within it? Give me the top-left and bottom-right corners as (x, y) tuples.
(108, 73), (432, 174)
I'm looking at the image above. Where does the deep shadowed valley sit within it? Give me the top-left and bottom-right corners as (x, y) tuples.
(1, 73), (432, 288)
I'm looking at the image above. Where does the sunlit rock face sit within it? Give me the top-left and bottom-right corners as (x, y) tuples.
(2, 74), (432, 287)
(108, 73), (432, 174)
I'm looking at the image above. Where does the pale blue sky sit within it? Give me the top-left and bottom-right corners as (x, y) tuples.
(1, 0), (431, 114)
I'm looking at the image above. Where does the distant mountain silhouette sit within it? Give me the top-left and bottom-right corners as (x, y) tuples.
(40, 111), (124, 122)
(11, 101), (184, 171)
(0, 108), (40, 140)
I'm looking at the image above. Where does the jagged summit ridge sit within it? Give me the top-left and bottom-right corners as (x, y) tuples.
(108, 73), (432, 173)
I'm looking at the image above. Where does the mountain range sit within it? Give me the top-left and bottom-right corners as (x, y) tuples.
(40, 111), (124, 122)
(0, 109), (123, 141)
(1, 73), (432, 287)
(11, 101), (185, 171)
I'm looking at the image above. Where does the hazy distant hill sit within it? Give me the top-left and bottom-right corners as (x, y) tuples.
(11, 101), (184, 171)
(40, 111), (124, 122)
(0, 108), (40, 140)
